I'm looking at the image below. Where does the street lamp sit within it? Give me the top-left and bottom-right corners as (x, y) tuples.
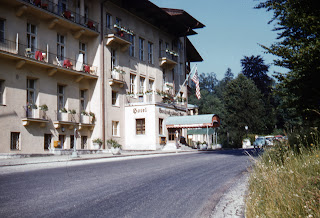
(245, 126), (248, 139)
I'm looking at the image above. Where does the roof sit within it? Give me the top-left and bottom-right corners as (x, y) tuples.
(105, 0), (204, 37)
(186, 38), (203, 62)
(187, 104), (199, 109)
(161, 8), (205, 29)
(187, 128), (215, 135)
(166, 114), (220, 129)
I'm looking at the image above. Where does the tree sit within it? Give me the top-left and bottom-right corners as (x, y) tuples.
(199, 72), (218, 93)
(223, 74), (266, 147)
(240, 55), (272, 96)
(256, 0), (320, 124)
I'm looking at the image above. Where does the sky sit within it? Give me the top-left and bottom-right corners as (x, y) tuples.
(150, 0), (286, 80)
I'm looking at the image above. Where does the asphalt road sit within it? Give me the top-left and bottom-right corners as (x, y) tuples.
(0, 149), (254, 218)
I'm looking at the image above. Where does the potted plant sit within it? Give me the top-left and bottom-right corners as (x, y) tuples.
(39, 104), (48, 119)
(92, 138), (103, 149)
(80, 111), (90, 123)
(68, 109), (76, 122)
(27, 103), (39, 118)
(89, 111), (95, 123)
(145, 90), (153, 95)
(107, 138), (122, 155)
(59, 108), (68, 121)
(126, 92), (135, 97)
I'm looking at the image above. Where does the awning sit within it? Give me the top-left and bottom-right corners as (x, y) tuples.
(187, 128), (215, 135)
(166, 114), (220, 129)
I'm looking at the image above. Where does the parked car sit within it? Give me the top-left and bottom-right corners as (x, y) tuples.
(253, 137), (266, 148)
(242, 139), (251, 149)
(265, 135), (275, 146)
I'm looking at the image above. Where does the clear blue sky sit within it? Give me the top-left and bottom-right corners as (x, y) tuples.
(151, 0), (286, 80)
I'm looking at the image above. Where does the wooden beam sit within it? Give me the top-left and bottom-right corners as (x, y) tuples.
(75, 75), (84, 82)
(74, 29), (85, 39)
(48, 18), (59, 29)
(47, 68), (57, 76)
(16, 60), (26, 69)
(15, 5), (27, 17)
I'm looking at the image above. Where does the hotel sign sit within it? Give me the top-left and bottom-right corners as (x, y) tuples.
(159, 108), (184, 116)
(133, 107), (147, 114)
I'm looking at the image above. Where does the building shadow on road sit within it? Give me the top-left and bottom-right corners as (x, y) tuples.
(195, 148), (263, 157)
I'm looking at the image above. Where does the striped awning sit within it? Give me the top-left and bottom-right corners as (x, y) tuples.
(165, 114), (220, 129)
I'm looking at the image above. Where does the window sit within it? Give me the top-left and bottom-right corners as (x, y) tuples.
(111, 48), (117, 69)
(27, 23), (37, 52)
(136, 119), (145, 135)
(0, 19), (5, 43)
(112, 90), (118, 106)
(0, 80), (4, 105)
(106, 13), (112, 29)
(159, 40), (162, 57)
(139, 38), (144, 61)
(159, 118), (163, 134)
(168, 129), (175, 141)
(10, 132), (20, 150)
(84, 5), (89, 23)
(115, 17), (121, 26)
(130, 74), (136, 93)
(148, 42), (153, 64)
(80, 89), (86, 111)
(57, 85), (65, 110)
(57, 34), (65, 61)
(112, 121), (119, 136)
(139, 77), (145, 94)
(59, 135), (65, 149)
(70, 135), (74, 149)
(129, 35), (135, 57)
(44, 134), (52, 150)
(58, 0), (67, 15)
(79, 42), (87, 64)
(27, 79), (36, 105)
(149, 79), (154, 91)
(81, 136), (87, 149)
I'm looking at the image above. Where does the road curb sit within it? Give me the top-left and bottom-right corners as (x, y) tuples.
(0, 150), (197, 167)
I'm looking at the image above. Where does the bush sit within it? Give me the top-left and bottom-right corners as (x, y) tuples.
(246, 128), (320, 217)
(107, 139), (121, 148)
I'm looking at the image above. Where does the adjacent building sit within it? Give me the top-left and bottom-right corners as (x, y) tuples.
(0, 0), (204, 153)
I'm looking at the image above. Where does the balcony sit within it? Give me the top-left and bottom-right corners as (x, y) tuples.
(159, 49), (178, 70)
(53, 111), (77, 129)
(125, 92), (155, 106)
(53, 111), (95, 130)
(21, 105), (48, 127)
(79, 114), (95, 130)
(105, 25), (133, 51)
(0, 36), (98, 82)
(109, 67), (126, 87)
(11, 0), (99, 37)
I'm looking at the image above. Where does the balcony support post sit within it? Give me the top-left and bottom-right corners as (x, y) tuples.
(16, 60), (26, 69)
(15, 5), (27, 17)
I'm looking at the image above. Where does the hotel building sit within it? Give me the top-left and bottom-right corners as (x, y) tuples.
(0, 0), (204, 153)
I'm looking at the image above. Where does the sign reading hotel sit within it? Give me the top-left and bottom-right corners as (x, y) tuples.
(133, 108), (147, 114)
(159, 108), (184, 116)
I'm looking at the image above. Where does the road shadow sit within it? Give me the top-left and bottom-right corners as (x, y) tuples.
(195, 148), (263, 157)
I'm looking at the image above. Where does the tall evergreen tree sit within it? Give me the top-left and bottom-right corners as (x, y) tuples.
(223, 74), (265, 147)
(256, 0), (320, 124)
(241, 55), (272, 96)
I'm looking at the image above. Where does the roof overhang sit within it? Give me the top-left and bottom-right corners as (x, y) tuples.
(186, 38), (203, 62)
(166, 114), (220, 129)
(161, 8), (205, 29)
(104, 0), (202, 37)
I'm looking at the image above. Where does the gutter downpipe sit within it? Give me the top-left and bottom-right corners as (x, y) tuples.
(100, 0), (107, 149)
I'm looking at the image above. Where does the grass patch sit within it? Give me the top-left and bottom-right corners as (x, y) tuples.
(246, 131), (320, 217)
